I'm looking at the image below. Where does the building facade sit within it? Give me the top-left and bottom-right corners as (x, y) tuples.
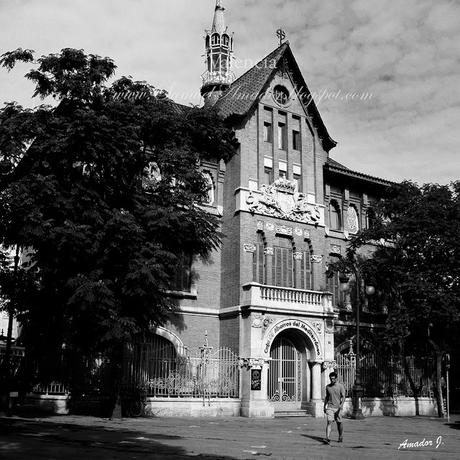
(144, 1), (391, 418)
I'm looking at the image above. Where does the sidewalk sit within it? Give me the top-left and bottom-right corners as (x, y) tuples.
(1, 413), (459, 460)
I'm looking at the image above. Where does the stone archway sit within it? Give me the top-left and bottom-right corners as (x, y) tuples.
(263, 322), (323, 414)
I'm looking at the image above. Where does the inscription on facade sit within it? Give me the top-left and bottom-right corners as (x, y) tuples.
(264, 319), (322, 359)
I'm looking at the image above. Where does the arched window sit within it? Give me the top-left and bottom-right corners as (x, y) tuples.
(329, 200), (342, 230)
(273, 236), (293, 287)
(205, 36), (210, 48)
(211, 33), (220, 46)
(253, 232), (266, 284)
(222, 34), (229, 47)
(139, 334), (178, 396)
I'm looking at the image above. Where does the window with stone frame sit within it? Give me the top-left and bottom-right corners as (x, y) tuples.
(366, 207), (377, 229)
(171, 253), (192, 292)
(253, 232), (266, 284)
(273, 236), (293, 287)
(326, 267), (345, 308)
(329, 199), (342, 230)
(264, 166), (274, 185)
(263, 122), (273, 143)
(298, 249), (312, 290)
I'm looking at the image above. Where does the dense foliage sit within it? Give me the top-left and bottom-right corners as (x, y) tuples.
(0, 48), (236, 399)
(350, 181), (460, 355)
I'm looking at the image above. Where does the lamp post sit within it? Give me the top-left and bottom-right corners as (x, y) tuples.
(340, 265), (374, 420)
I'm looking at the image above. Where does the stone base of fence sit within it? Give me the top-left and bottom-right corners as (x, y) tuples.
(145, 397), (241, 417)
(24, 394), (69, 415)
(18, 394), (440, 418)
(342, 396), (439, 417)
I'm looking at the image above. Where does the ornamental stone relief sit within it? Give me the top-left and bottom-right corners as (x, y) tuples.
(251, 313), (263, 328)
(246, 178), (321, 225)
(275, 224), (293, 236)
(330, 244), (341, 255)
(243, 243), (257, 253)
(322, 361), (337, 370)
(239, 357), (267, 369)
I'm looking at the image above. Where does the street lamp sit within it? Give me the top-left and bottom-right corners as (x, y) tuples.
(340, 268), (374, 420)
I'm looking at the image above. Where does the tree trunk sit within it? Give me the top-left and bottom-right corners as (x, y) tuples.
(429, 339), (445, 418)
(434, 351), (444, 418)
(109, 343), (124, 419)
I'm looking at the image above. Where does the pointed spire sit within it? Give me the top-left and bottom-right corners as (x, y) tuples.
(212, 0), (226, 35)
(201, 0), (234, 106)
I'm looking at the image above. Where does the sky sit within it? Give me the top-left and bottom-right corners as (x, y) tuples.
(0, 0), (459, 185)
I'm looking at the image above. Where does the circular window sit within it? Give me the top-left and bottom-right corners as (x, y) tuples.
(273, 85), (290, 106)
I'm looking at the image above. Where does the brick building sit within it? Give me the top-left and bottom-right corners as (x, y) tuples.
(145, 1), (391, 418)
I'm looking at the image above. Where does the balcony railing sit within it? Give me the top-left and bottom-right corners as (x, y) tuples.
(242, 283), (333, 313)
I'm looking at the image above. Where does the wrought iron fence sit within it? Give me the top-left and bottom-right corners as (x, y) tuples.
(336, 352), (436, 398)
(122, 336), (240, 399)
(32, 382), (68, 395)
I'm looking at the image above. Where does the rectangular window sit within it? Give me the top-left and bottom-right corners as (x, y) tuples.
(293, 173), (302, 192)
(299, 251), (312, 290)
(292, 130), (301, 150)
(263, 122), (272, 143)
(278, 123), (286, 150)
(172, 253), (192, 292)
(273, 247), (293, 287)
(279, 161), (287, 179)
(264, 167), (274, 184)
(253, 234), (265, 284)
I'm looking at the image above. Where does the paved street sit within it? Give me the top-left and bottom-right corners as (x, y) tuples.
(1, 413), (459, 460)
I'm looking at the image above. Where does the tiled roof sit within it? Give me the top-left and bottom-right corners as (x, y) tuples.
(214, 42), (337, 152)
(325, 159), (395, 186)
(215, 43), (289, 119)
(326, 157), (349, 170)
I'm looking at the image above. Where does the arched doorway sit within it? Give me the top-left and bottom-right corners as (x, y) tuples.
(267, 329), (311, 410)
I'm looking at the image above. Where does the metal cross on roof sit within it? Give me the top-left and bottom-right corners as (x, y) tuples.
(276, 28), (286, 46)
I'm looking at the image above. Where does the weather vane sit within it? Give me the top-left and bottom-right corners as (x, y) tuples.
(276, 28), (286, 46)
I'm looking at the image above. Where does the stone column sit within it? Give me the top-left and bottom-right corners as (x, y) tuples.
(240, 313), (274, 418)
(309, 361), (324, 417)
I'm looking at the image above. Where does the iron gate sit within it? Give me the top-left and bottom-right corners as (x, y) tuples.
(268, 336), (302, 405)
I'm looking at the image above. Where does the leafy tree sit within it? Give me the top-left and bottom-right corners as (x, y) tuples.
(0, 48), (237, 414)
(347, 181), (460, 414)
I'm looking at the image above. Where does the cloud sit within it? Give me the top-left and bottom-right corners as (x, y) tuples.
(0, 0), (458, 184)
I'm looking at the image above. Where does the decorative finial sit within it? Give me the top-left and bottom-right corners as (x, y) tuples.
(276, 28), (286, 46)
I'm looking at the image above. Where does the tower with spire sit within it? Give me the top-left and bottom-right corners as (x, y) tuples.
(201, 0), (234, 105)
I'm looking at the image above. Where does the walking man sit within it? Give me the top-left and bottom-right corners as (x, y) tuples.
(324, 371), (345, 444)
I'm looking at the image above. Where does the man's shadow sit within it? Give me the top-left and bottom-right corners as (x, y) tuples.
(301, 434), (329, 444)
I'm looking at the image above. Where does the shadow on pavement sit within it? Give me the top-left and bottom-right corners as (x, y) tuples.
(446, 420), (460, 430)
(0, 417), (241, 460)
(301, 434), (327, 444)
